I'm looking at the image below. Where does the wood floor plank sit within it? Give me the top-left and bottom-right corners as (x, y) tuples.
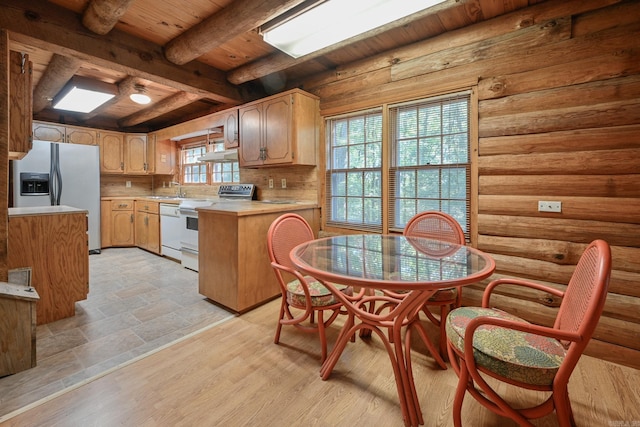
(1, 297), (639, 426)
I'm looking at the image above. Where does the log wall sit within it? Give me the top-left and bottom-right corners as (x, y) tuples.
(299, 0), (640, 369)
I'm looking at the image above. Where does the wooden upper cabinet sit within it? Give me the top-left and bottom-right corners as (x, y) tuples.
(148, 133), (176, 175)
(9, 51), (33, 160)
(65, 125), (97, 145)
(263, 96), (292, 164)
(33, 122), (66, 142)
(224, 108), (239, 149)
(32, 122), (97, 145)
(239, 89), (318, 168)
(238, 104), (262, 166)
(99, 131), (125, 174)
(125, 134), (148, 174)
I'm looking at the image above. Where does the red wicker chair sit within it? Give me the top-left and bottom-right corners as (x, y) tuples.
(445, 239), (612, 426)
(267, 213), (353, 363)
(383, 211), (466, 361)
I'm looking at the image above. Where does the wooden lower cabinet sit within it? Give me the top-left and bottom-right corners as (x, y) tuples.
(198, 207), (319, 312)
(134, 201), (160, 254)
(101, 199), (135, 247)
(8, 209), (89, 325)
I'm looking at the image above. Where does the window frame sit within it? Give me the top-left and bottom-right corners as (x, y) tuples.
(323, 89), (477, 240)
(181, 143), (209, 185)
(388, 92), (472, 238)
(325, 108), (384, 233)
(178, 139), (241, 186)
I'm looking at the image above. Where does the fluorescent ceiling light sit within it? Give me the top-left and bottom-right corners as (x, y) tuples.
(52, 76), (117, 113)
(261, 0), (446, 58)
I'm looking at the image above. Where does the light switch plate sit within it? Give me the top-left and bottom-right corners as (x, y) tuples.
(281, 178), (287, 188)
(538, 201), (561, 212)
(268, 178), (274, 189)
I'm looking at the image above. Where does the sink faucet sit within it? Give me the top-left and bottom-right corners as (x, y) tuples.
(170, 181), (186, 198)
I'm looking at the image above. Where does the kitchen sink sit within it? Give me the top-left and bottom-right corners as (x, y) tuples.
(145, 196), (184, 200)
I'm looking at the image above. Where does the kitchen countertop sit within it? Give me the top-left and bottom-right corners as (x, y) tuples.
(197, 200), (318, 216)
(9, 205), (88, 217)
(100, 196), (318, 214)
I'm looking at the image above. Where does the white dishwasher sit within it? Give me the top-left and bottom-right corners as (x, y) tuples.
(160, 203), (182, 261)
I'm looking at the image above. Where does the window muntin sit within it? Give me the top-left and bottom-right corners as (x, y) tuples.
(182, 146), (207, 183)
(390, 95), (470, 236)
(325, 92), (471, 237)
(326, 110), (383, 232)
(212, 161), (240, 183)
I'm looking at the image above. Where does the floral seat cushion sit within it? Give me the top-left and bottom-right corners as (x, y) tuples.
(286, 277), (353, 307)
(445, 307), (567, 386)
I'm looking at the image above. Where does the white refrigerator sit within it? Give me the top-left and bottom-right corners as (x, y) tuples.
(13, 140), (101, 253)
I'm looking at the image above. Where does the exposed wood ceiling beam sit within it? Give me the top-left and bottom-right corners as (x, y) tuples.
(227, 0), (461, 84)
(164, 0), (307, 65)
(0, 0), (243, 104)
(32, 54), (82, 113)
(82, 0), (136, 35)
(118, 91), (202, 127)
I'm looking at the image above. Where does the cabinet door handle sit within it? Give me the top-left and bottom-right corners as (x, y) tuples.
(130, 214), (134, 223)
(121, 162), (124, 170)
(144, 216), (148, 226)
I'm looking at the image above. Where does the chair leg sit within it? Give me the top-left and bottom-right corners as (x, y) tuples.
(439, 304), (449, 362)
(453, 358), (469, 427)
(554, 387), (577, 427)
(317, 309), (327, 363)
(274, 299), (285, 344)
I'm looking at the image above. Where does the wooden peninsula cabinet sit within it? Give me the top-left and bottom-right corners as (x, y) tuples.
(198, 203), (319, 313)
(8, 206), (89, 325)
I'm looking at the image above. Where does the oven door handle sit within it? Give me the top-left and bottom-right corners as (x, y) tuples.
(181, 247), (199, 255)
(179, 208), (198, 216)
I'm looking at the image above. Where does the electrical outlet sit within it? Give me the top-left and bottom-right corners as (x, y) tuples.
(281, 178), (287, 188)
(268, 178), (274, 189)
(538, 201), (561, 213)
(126, 181), (132, 188)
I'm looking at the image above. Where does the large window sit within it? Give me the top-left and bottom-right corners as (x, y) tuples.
(389, 93), (470, 235)
(325, 91), (471, 236)
(182, 145), (207, 183)
(326, 109), (383, 232)
(180, 143), (240, 185)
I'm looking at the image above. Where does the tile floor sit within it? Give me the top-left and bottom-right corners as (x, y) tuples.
(0, 248), (235, 418)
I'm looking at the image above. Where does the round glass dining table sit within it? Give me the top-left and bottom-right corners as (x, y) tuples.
(291, 234), (496, 427)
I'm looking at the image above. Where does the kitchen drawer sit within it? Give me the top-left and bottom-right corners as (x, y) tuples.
(111, 199), (134, 210)
(135, 201), (159, 214)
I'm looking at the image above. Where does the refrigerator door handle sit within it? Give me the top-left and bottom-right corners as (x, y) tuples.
(49, 143), (56, 206)
(55, 144), (63, 205)
(49, 143), (63, 206)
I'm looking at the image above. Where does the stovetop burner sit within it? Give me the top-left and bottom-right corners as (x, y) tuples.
(218, 184), (256, 200)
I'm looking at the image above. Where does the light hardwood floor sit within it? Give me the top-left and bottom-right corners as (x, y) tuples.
(0, 248), (234, 419)
(1, 295), (639, 426)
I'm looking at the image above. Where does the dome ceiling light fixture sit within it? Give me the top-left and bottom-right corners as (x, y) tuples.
(130, 84), (151, 105)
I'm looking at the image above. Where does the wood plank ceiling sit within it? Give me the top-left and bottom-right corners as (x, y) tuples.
(1, 0), (547, 133)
